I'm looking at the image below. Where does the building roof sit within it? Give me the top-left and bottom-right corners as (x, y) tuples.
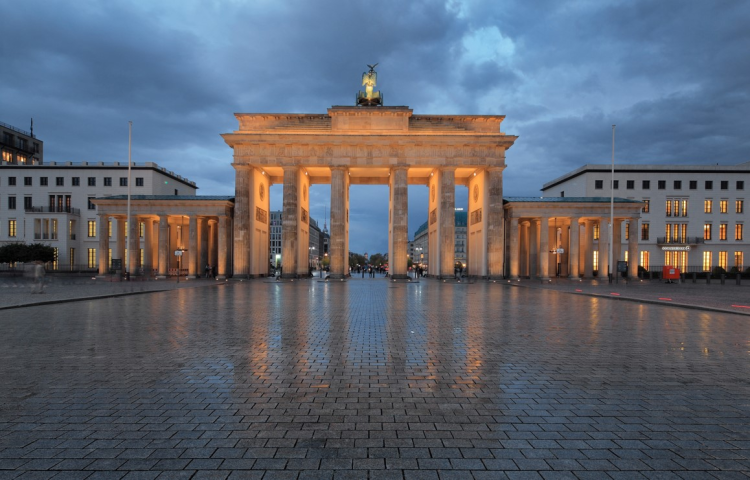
(542, 162), (750, 191)
(97, 195), (234, 201)
(506, 196), (642, 204)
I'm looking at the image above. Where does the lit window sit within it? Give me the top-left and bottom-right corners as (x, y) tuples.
(87, 220), (97, 238)
(640, 251), (649, 270)
(681, 200), (688, 217)
(8, 220), (17, 237)
(641, 223), (649, 240)
(665, 200), (672, 217)
(87, 248), (97, 269)
(736, 224), (744, 241)
(703, 224), (712, 240)
(642, 199), (650, 213)
(736, 200), (744, 213)
(593, 251), (599, 271)
(720, 200), (728, 213)
(593, 223), (600, 240)
(704, 200), (712, 213)
(702, 252), (712, 272)
(625, 222), (629, 240)
(720, 224), (727, 241)
(719, 251), (728, 270)
(1, 151), (11, 162)
(735, 252), (744, 270)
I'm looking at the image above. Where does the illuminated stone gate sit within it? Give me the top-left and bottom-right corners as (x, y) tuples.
(222, 104), (517, 279)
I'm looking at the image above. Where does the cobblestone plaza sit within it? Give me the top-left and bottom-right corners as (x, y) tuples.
(1, 279), (749, 479)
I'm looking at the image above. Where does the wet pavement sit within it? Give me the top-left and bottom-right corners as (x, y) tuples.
(1, 277), (749, 479)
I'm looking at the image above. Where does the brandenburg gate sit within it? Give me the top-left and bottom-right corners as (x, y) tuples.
(223, 68), (517, 279)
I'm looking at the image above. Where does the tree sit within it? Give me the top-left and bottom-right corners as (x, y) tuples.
(0, 243), (55, 264)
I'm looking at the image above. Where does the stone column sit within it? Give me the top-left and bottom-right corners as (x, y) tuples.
(116, 217), (125, 270)
(612, 219), (622, 275)
(97, 214), (109, 275)
(568, 217), (580, 279)
(188, 215), (198, 277)
(217, 215), (228, 279)
(520, 221), (529, 277)
(330, 167), (348, 279)
(529, 220), (539, 278)
(233, 165), (251, 277)
(157, 215), (168, 278)
(598, 218), (610, 278)
(439, 167), (455, 279)
(208, 220), (217, 274)
(281, 166), (299, 278)
(200, 217), (209, 276)
(539, 217), (550, 281)
(390, 166), (409, 279)
(128, 217), (139, 275)
(584, 220), (594, 278)
(628, 217), (639, 278)
(509, 217), (520, 280)
(143, 218), (153, 274)
(486, 167), (504, 278)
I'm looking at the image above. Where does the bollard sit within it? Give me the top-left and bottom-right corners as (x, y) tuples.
(692, 272), (697, 283)
(706, 274), (711, 284)
(721, 274), (725, 285)
(737, 273), (742, 285)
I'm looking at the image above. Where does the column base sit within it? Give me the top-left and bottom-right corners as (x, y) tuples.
(327, 274), (347, 281)
(540, 277), (551, 282)
(216, 275), (227, 280)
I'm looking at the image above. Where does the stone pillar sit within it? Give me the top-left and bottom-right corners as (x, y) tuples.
(128, 217), (139, 275)
(486, 167), (504, 278)
(584, 220), (594, 278)
(568, 217), (580, 279)
(389, 166), (409, 279)
(208, 220), (217, 274)
(200, 217), (209, 276)
(330, 166), (349, 279)
(612, 219), (622, 274)
(188, 215), (198, 277)
(598, 218), (610, 278)
(281, 166), (299, 278)
(628, 217), (639, 279)
(233, 165), (251, 276)
(115, 217), (125, 270)
(97, 214), (109, 275)
(217, 215), (229, 279)
(509, 217), (520, 280)
(520, 221), (529, 277)
(438, 168), (455, 278)
(157, 215), (168, 278)
(143, 218), (153, 274)
(529, 220), (539, 278)
(539, 217), (550, 281)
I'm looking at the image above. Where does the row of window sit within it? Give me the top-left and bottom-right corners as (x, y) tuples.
(640, 199), (745, 215)
(595, 179), (745, 191)
(1, 134), (40, 152)
(3, 176), (145, 187)
(703, 223), (744, 241)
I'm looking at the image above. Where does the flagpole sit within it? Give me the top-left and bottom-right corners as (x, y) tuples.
(609, 125), (615, 283)
(127, 121), (132, 278)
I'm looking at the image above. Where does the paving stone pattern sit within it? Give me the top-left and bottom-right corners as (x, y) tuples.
(1, 279), (749, 479)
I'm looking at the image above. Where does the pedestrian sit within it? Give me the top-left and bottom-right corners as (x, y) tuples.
(205, 264), (211, 278)
(32, 261), (46, 294)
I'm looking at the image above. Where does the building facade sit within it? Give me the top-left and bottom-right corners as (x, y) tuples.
(0, 160), (197, 270)
(1, 121), (43, 165)
(270, 210), (327, 272)
(542, 163), (749, 273)
(411, 209), (467, 274)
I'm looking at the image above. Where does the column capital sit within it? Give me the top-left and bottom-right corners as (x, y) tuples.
(232, 163), (253, 171)
(438, 166), (456, 172)
(390, 165), (409, 173)
(486, 166), (506, 173)
(330, 165), (349, 172)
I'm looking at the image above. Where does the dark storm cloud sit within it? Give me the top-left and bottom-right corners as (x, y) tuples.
(3, 0), (749, 253)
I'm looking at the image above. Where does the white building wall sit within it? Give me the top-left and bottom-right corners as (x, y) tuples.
(542, 163), (750, 272)
(0, 161), (197, 269)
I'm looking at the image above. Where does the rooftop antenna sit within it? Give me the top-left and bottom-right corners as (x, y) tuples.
(30, 118), (34, 138)
(323, 206), (328, 233)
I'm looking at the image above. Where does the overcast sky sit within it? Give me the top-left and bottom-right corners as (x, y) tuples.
(4, 0), (750, 254)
